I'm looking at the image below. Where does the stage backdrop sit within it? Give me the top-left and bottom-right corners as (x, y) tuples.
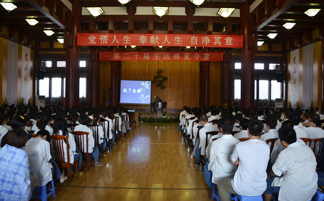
(120, 60), (200, 109)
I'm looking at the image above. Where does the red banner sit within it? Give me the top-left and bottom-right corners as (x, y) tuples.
(78, 33), (243, 48)
(100, 51), (223, 61)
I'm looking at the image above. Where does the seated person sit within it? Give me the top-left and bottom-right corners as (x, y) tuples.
(274, 112), (282, 131)
(195, 114), (218, 166)
(233, 118), (249, 140)
(260, 116), (278, 141)
(23, 115), (32, 133)
(93, 114), (107, 151)
(1, 116), (30, 147)
(53, 117), (83, 175)
(218, 120), (270, 201)
(206, 118), (240, 197)
(257, 109), (265, 121)
(303, 114), (324, 139)
(74, 114), (103, 166)
(263, 128), (317, 201)
(233, 113), (243, 132)
(242, 109), (250, 120)
(0, 114), (9, 148)
(289, 112), (308, 138)
(33, 114), (54, 136)
(208, 108), (220, 122)
(0, 129), (34, 201)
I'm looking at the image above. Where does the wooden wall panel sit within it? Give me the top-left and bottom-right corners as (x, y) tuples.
(0, 38), (8, 104)
(120, 61), (200, 109)
(100, 61), (111, 106)
(209, 61), (222, 107)
(313, 41), (322, 108)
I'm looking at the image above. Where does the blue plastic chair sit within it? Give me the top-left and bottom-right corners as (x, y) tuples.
(318, 171), (324, 179)
(32, 180), (56, 201)
(235, 194), (263, 201)
(316, 190), (324, 201)
(211, 184), (237, 201)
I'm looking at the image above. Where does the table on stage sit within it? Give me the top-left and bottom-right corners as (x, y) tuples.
(128, 111), (139, 127)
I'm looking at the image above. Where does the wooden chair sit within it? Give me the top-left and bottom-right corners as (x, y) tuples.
(231, 131), (240, 135)
(72, 131), (92, 172)
(32, 134), (37, 137)
(67, 123), (78, 132)
(266, 138), (278, 153)
(188, 120), (199, 150)
(50, 135), (78, 186)
(239, 138), (249, 142)
(210, 119), (218, 126)
(89, 124), (104, 157)
(205, 131), (219, 151)
(313, 138), (323, 164)
(27, 130), (34, 135)
(300, 138), (312, 148)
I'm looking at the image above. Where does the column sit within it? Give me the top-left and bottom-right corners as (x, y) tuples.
(221, 50), (232, 102)
(240, 2), (256, 109)
(199, 48), (210, 108)
(89, 47), (100, 107)
(65, 0), (81, 107)
(111, 61), (118, 107)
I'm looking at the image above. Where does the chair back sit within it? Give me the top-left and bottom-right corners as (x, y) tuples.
(99, 118), (108, 139)
(266, 138), (277, 153)
(239, 138), (249, 142)
(206, 131), (219, 150)
(32, 134), (37, 137)
(89, 124), (100, 145)
(67, 124), (78, 131)
(115, 117), (119, 134)
(314, 138), (323, 163)
(72, 131), (89, 153)
(210, 119), (218, 126)
(50, 135), (70, 164)
(191, 120), (199, 139)
(300, 138), (312, 148)
(197, 126), (204, 139)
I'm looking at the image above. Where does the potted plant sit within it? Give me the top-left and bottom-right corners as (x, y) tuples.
(81, 96), (86, 105)
(2, 97), (9, 108)
(18, 97), (25, 107)
(27, 98), (32, 107)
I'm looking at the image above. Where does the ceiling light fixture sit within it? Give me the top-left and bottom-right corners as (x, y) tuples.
(25, 19), (39, 26)
(218, 8), (235, 18)
(86, 7), (104, 18)
(283, 22), (296, 30)
(57, 39), (64, 44)
(304, 9), (321, 17)
(257, 41), (264, 46)
(267, 33), (278, 39)
(131, 45), (136, 48)
(118, 0), (131, 6)
(186, 46), (191, 49)
(43, 30), (54, 36)
(159, 46), (163, 48)
(189, 0), (205, 7)
(153, 7), (169, 18)
(0, 3), (17, 11)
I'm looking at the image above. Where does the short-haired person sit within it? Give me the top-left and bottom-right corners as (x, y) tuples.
(208, 109), (220, 122)
(218, 120), (270, 201)
(207, 118), (240, 197)
(233, 113), (243, 132)
(289, 113), (308, 138)
(263, 128), (317, 201)
(195, 114), (217, 166)
(33, 114), (53, 136)
(303, 114), (324, 139)
(0, 129), (36, 201)
(74, 114), (103, 166)
(260, 116), (278, 141)
(179, 106), (187, 133)
(234, 118), (249, 140)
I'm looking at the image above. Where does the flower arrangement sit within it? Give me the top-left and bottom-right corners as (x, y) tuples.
(296, 102), (301, 110)
(310, 100), (314, 110)
(81, 96), (86, 105)
(162, 108), (167, 116)
(2, 97), (9, 108)
(18, 97), (25, 107)
(233, 99), (239, 108)
(139, 112), (177, 123)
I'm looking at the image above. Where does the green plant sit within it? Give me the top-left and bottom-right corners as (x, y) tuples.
(310, 100), (314, 109)
(58, 96), (63, 105)
(27, 98), (32, 107)
(152, 69), (168, 89)
(2, 97), (9, 108)
(18, 97), (25, 107)
(81, 96), (86, 105)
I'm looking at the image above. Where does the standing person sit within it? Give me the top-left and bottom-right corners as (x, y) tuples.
(0, 129), (35, 201)
(218, 120), (270, 201)
(263, 128), (317, 201)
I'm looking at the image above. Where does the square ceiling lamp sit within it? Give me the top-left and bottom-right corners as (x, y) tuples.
(189, 0), (205, 7)
(153, 7), (169, 18)
(218, 8), (235, 18)
(257, 41), (264, 46)
(267, 33), (277, 39)
(118, 0), (131, 6)
(57, 39), (64, 44)
(25, 19), (39, 26)
(283, 22), (296, 30)
(0, 3), (17, 11)
(43, 30), (54, 36)
(304, 9), (321, 17)
(86, 7), (104, 18)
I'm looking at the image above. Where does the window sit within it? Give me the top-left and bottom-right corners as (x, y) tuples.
(39, 77), (49, 97)
(45, 61), (52, 68)
(269, 63), (279, 70)
(258, 80), (269, 100)
(234, 79), (241, 100)
(51, 77), (62, 97)
(255, 80), (257, 100)
(271, 80), (282, 100)
(57, 61), (66, 67)
(79, 60), (86, 68)
(79, 77), (87, 98)
(254, 63), (264, 70)
(234, 62), (241, 70)
(63, 78), (66, 98)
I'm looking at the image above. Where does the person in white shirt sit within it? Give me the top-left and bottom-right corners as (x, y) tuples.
(53, 117), (83, 174)
(195, 114), (217, 166)
(0, 114), (9, 149)
(208, 109), (219, 122)
(319, 110), (324, 120)
(260, 116), (278, 141)
(263, 127), (317, 201)
(183, 109), (195, 134)
(74, 115), (103, 166)
(303, 114), (324, 139)
(179, 106), (188, 133)
(33, 114), (54, 136)
(233, 113), (243, 132)
(234, 118), (249, 140)
(242, 109), (251, 120)
(257, 109), (265, 121)
(206, 118), (240, 197)
(218, 120), (270, 201)
(274, 112), (282, 131)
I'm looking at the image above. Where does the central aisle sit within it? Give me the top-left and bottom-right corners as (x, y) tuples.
(55, 123), (210, 201)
